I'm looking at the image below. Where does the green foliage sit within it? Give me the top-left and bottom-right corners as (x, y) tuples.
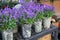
(0, 2), (18, 9)
(0, 16), (3, 31)
(26, 18), (35, 24)
(7, 2), (18, 8)
(19, 17), (25, 25)
(19, 12), (44, 25)
(0, 22), (3, 31)
(19, 18), (35, 25)
(1, 16), (17, 31)
(25, 0), (30, 2)
(19, 16), (35, 25)
(43, 11), (54, 18)
(35, 12), (44, 21)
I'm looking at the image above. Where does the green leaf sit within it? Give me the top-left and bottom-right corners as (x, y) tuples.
(44, 11), (54, 18)
(25, 0), (30, 2)
(35, 12), (43, 21)
(26, 18), (34, 24)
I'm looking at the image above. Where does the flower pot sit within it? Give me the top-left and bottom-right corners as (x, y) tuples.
(22, 24), (31, 38)
(2, 30), (13, 40)
(34, 20), (42, 33)
(43, 17), (51, 29)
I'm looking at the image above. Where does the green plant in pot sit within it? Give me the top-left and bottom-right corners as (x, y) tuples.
(1, 7), (17, 40)
(30, 3), (44, 33)
(34, 12), (44, 33)
(43, 4), (54, 29)
(18, 8), (35, 38)
(18, 0), (37, 38)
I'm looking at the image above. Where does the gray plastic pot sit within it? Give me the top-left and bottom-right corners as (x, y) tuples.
(22, 24), (31, 38)
(43, 17), (51, 29)
(2, 30), (13, 40)
(34, 20), (42, 33)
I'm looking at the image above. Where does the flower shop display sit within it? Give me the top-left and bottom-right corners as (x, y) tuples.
(18, 0), (43, 37)
(18, 0), (36, 38)
(34, 4), (44, 33)
(20, 0), (43, 38)
(0, 0), (54, 39)
(43, 4), (54, 29)
(34, 13), (43, 33)
(18, 0), (54, 37)
(19, 0), (44, 33)
(0, 7), (17, 40)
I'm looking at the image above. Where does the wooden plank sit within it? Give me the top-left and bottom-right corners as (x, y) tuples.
(38, 34), (51, 40)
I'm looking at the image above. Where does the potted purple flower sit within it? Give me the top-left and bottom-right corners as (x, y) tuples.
(1, 7), (17, 40)
(18, 0), (36, 38)
(34, 4), (44, 33)
(43, 4), (54, 29)
(18, 6), (36, 38)
(19, 0), (44, 34)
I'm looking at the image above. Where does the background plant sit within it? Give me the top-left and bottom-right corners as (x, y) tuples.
(0, 1), (18, 9)
(0, 7), (17, 31)
(35, 4), (44, 21)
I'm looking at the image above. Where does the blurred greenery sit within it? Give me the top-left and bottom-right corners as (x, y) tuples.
(43, 11), (54, 18)
(0, 1), (19, 9)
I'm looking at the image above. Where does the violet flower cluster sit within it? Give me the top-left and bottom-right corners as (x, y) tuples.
(0, 7), (18, 30)
(1, 7), (18, 20)
(0, 0), (54, 25)
(19, 0), (54, 18)
(43, 4), (54, 12)
(0, 0), (54, 21)
(18, 0), (54, 24)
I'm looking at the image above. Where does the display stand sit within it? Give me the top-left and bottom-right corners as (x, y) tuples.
(14, 25), (58, 40)
(0, 25), (58, 40)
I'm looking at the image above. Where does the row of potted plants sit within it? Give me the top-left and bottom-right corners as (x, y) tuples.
(0, 0), (54, 40)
